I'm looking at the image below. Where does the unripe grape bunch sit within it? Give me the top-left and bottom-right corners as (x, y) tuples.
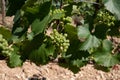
(63, 16), (72, 23)
(96, 10), (116, 26)
(50, 9), (65, 17)
(50, 29), (70, 53)
(0, 34), (14, 57)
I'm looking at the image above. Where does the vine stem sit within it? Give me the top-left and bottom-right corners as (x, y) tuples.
(1, 0), (6, 25)
(60, 0), (63, 9)
(56, 0), (63, 31)
(93, 0), (100, 17)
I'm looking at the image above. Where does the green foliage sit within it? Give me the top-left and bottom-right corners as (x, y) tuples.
(80, 35), (101, 51)
(103, 0), (120, 20)
(29, 43), (55, 64)
(0, 27), (12, 40)
(93, 40), (119, 67)
(78, 24), (101, 51)
(77, 24), (90, 39)
(31, 15), (51, 36)
(0, 33), (22, 67)
(6, 0), (26, 16)
(1, 0), (119, 72)
(8, 52), (23, 68)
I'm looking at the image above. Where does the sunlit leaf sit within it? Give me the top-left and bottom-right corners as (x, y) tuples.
(103, 0), (120, 20)
(8, 53), (23, 68)
(77, 24), (90, 39)
(80, 35), (101, 51)
(93, 39), (119, 67)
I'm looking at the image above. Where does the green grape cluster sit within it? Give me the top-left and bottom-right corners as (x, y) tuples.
(50, 29), (70, 53)
(0, 34), (14, 57)
(96, 11), (116, 26)
(50, 9), (65, 17)
(53, 9), (64, 14)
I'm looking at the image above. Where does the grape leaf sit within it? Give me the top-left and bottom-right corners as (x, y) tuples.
(64, 24), (77, 40)
(72, 59), (84, 67)
(103, 0), (120, 20)
(0, 27), (11, 40)
(46, 44), (55, 56)
(79, 35), (101, 51)
(13, 10), (21, 23)
(77, 24), (90, 39)
(102, 39), (113, 52)
(93, 39), (119, 67)
(31, 14), (51, 36)
(78, 24), (101, 51)
(93, 52), (119, 67)
(31, 9), (65, 36)
(51, 10), (65, 20)
(29, 43), (55, 64)
(8, 53), (23, 68)
(21, 33), (45, 60)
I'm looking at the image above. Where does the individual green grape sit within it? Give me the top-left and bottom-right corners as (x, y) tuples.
(96, 10), (116, 26)
(50, 29), (70, 53)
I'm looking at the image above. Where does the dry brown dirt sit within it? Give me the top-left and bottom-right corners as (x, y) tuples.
(0, 60), (120, 80)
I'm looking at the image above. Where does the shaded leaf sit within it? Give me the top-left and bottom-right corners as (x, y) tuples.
(72, 59), (84, 67)
(0, 27), (12, 40)
(63, 4), (73, 16)
(31, 14), (51, 36)
(93, 24), (108, 39)
(29, 43), (55, 64)
(6, 0), (26, 16)
(64, 24), (77, 40)
(13, 10), (21, 23)
(46, 45), (55, 56)
(21, 33), (45, 60)
(37, 1), (51, 20)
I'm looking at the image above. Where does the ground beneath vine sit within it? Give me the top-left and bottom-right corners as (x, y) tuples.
(0, 60), (120, 80)
(0, 14), (120, 80)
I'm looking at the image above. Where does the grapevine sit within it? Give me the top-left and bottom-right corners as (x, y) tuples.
(0, 0), (119, 71)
